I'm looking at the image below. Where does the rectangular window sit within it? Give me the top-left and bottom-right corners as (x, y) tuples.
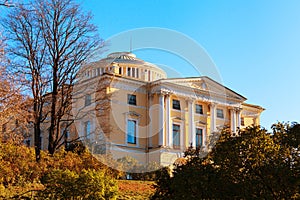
(97, 68), (100, 76)
(119, 67), (122, 75)
(172, 99), (181, 110)
(241, 117), (245, 126)
(132, 68), (135, 77)
(85, 94), (91, 106)
(64, 130), (69, 140)
(84, 121), (91, 140)
(148, 70), (151, 81)
(127, 120), (136, 144)
(217, 108), (224, 118)
(196, 128), (203, 148)
(136, 68), (139, 78)
(127, 67), (131, 76)
(127, 94), (136, 105)
(173, 124), (180, 149)
(195, 104), (203, 114)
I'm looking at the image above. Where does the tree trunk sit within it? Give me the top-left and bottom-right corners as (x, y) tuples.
(48, 74), (58, 155)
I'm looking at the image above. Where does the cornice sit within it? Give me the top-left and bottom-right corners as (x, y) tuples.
(151, 85), (242, 107)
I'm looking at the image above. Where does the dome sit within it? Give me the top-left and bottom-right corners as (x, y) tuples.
(81, 52), (167, 82)
(107, 52), (137, 60)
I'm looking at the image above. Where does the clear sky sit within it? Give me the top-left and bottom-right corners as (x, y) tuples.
(77, 0), (300, 130)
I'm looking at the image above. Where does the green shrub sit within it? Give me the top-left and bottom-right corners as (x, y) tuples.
(39, 169), (118, 199)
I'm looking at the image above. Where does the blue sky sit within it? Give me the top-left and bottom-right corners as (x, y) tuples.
(78, 0), (300, 129)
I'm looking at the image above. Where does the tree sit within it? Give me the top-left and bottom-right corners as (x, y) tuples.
(39, 169), (118, 199)
(36, 0), (101, 155)
(0, 36), (30, 144)
(2, 3), (49, 160)
(0, 66), (31, 143)
(2, 0), (102, 158)
(0, 0), (15, 7)
(152, 125), (299, 199)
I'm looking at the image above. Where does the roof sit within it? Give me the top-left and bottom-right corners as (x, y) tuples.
(154, 76), (247, 102)
(96, 52), (166, 74)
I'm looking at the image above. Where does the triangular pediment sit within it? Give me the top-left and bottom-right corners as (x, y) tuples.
(158, 76), (247, 102)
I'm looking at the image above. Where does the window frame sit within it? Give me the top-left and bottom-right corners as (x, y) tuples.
(172, 99), (181, 110)
(127, 67), (131, 76)
(216, 108), (224, 119)
(85, 94), (92, 106)
(195, 104), (203, 115)
(127, 94), (137, 106)
(241, 117), (245, 126)
(195, 127), (203, 148)
(172, 123), (181, 149)
(127, 119), (137, 144)
(84, 121), (91, 140)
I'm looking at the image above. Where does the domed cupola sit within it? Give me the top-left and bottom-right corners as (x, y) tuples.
(81, 52), (167, 82)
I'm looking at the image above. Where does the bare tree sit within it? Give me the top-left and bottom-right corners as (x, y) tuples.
(0, 0), (15, 7)
(2, 0), (101, 158)
(2, 3), (49, 160)
(36, 0), (101, 154)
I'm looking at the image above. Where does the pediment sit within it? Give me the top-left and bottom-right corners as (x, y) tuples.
(160, 76), (247, 102)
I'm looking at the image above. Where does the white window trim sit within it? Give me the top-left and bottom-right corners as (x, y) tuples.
(125, 116), (139, 147)
(216, 108), (225, 119)
(85, 94), (92, 107)
(172, 121), (184, 150)
(82, 119), (95, 141)
(195, 104), (204, 115)
(195, 126), (206, 148)
(127, 94), (137, 106)
(172, 99), (181, 112)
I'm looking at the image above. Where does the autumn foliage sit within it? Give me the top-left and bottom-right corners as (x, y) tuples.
(152, 123), (299, 199)
(0, 142), (119, 199)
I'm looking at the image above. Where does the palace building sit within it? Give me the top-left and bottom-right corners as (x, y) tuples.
(71, 52), (264, 166)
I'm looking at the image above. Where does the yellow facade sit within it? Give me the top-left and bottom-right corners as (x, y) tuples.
(70, 52), (265, 166)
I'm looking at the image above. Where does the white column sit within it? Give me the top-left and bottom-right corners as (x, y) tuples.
(230, 108), (237, 133)
(158, 93), (165, 146)
(203, 129), (207, 149)
(188, 99), (195, 148)
(237, 109), (241, 129)
(148, 95), (153, 147)
(180, 123), (184, 151)
(253, 117), (257, 126)
(210, 103), (217, 133)
(166, 94), (172, 147)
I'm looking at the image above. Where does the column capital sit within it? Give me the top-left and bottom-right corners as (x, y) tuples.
(186, 97), (196, 104)
(209, 102), (218, 108)
(229, 106), (242, 112)
(157, 90), (172, 97)
(236, 107), (243, 113)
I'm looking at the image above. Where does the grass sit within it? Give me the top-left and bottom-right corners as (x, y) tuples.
(117, 180), (156, 200)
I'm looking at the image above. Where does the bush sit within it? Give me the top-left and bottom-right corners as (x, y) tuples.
(0, 142), (121, 198)
(152, 125), (300, 199)
(117, 156), (161, 181)
(0, 142), (40, 186)
(39, 169), (118, 199)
